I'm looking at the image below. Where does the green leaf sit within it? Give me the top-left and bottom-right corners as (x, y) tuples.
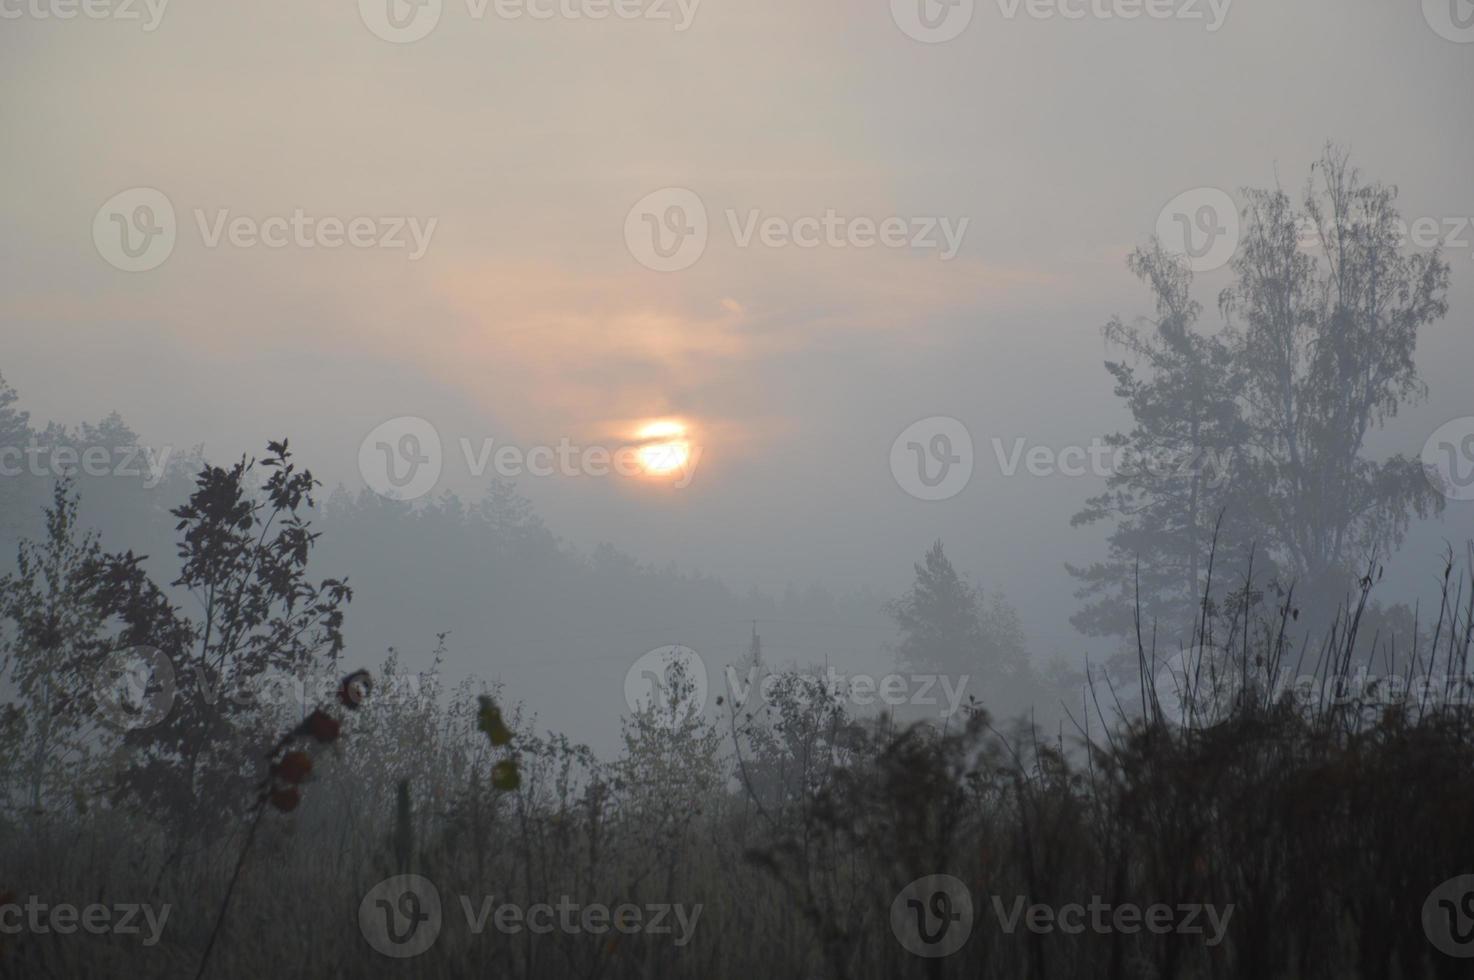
(491, 759), (520, 791)
(477, 695), (513, 746)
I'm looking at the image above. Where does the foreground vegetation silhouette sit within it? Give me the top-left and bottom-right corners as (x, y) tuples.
(1, 446), (1473, 978)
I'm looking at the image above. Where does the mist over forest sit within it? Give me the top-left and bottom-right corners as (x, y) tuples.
(3, 1), (1474, 977)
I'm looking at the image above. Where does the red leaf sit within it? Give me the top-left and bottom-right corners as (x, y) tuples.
(274, 752), (312, 785)
(302, 710), (341, 743)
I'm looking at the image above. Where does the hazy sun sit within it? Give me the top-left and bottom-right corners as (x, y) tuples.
(635, 420), (691, 476)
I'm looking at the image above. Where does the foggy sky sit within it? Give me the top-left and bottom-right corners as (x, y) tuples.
(3, 0), (1472, 669)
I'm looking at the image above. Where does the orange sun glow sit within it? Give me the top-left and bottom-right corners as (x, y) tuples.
(634, 420), (692, 476)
